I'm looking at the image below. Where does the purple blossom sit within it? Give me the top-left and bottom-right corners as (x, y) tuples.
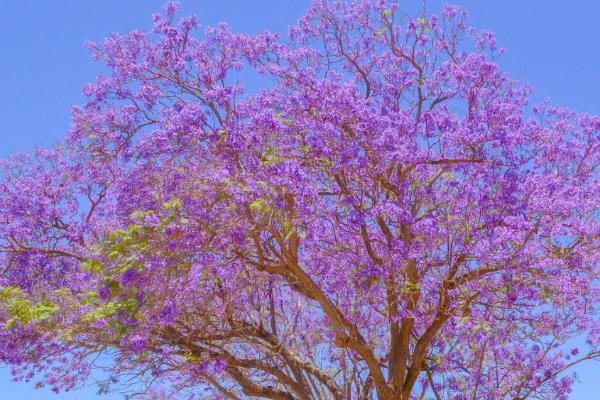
(0, 2), (597, 400)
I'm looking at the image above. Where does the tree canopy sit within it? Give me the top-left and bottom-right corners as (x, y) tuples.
(0, 1), (599, 399)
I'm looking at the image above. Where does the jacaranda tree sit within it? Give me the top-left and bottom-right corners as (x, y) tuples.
(0, 1), (598, 399)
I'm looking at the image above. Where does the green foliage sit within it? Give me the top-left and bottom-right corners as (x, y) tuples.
(162, 198), (182, 211)
(217, 128), (228, 143)
(0, 286), (58, 328)
(272, 112), (292, 126)
(263, 146), (283, 167)
(81, 258), (105, 273)
(402, 281), (422, 294)
(250, 198), (271, 213)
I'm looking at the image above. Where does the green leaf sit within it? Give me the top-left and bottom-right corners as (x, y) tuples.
(162, 198), (182, 211)
(217, 129), (228, 143)
(250, 198), (271, 213)
(0, 287), (58, 327)
(106, 279), (121, 299)
(82, 259), (105, 273)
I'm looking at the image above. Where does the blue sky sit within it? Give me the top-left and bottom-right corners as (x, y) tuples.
(0, 1), (598, 399)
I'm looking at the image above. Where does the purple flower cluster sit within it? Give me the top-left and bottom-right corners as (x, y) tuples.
(0, 1), (598, 399)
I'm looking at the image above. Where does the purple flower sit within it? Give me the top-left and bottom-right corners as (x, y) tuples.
(121, 267), (139, 286)
(128, 334), (147, 354)
(98, 286), (110, 302)
(158, 304), (179, 326)
(143, 214), (160, 228)
(0, 2), (596, 399)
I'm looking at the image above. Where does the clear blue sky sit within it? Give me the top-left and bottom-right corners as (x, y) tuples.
(0, 1), (598, 399)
